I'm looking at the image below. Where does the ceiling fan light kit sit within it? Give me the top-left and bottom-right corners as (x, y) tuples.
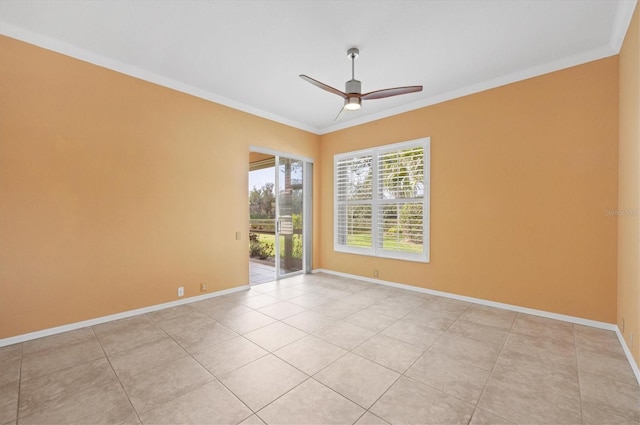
(344, 97), (361, 111)
(300, 47), (422, 120)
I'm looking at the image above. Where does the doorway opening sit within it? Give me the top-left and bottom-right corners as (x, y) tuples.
(249, 150), (312, 285)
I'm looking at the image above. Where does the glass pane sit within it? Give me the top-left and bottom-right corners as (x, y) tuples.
(378, 147), (424, 200)
(378, 203), (423, 253)
(343, 204), (372, 249)
(278, 157), (303, 275)
(336, 155), (373, 201)
(249, 163), (276, 284)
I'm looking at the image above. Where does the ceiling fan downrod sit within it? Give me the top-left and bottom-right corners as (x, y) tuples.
(345, 47), (361, 98)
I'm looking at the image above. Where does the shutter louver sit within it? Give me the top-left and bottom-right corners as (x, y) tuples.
(334, 139), (429, 262)
(377, 146), (424, 255)
(335, 155), (373, 250)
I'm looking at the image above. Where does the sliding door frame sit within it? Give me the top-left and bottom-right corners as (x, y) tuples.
(249, 146), (313, 279)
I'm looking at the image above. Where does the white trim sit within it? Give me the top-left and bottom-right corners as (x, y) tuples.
(609, 0), (638, 53)
(0, 285), (249, 348)
(312, 268), (640, 386)
(334, 139), (430, 263)
(313, 268), (615, 330)
(274, 155), (282, 279)
(319, 45), (616, 135)
(615, 327), (640, 386)
(332, 138), (427, 159)
(0, 26), (321, 135)
(1, 18), (631, 137)
(249, 157), (276, 172)
(249, 146), (314, 164)
(303, 161), (313, 274)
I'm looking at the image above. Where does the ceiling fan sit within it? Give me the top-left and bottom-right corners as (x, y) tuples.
(300, 48), (423, 120)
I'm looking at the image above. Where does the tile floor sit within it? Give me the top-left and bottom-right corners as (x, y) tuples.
(249, 260), (301, 285)
(249, 261), (276, 285)
(1, 273), (638, 425)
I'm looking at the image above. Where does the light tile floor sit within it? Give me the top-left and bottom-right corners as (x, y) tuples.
(249, 261), (276, 285)
(1, 273), (638, 425)
(249, 260), (302, 285)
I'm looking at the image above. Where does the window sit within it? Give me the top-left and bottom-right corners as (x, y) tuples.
(334, 138), (430, 262)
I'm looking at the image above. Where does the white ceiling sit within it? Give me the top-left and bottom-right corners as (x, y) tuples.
(0, 0), (636, 134)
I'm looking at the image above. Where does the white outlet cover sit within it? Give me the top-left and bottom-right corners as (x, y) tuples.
(178, 287), (184, 297)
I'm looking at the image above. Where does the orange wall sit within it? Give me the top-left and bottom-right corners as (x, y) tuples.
(0, 32), (626, 340)
(618, 4), (640, 365)
(0, 36), (320, 339)
(319, 57), (619, 323)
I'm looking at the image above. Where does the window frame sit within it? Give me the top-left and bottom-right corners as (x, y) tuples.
(334, 137), (430, 263)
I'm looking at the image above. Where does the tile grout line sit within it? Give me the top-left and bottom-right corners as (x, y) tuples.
(468, 310), (518, 424)
(14, 332), (117, 423)
(206, 328), (291, 416)
(105, 313), (243, 422)
(229, 281), (407, 423)
(207, 309), (325, 422)
(204, 343), (270, 421)
(309, 377), (380, 425)
(8, 274), (636, 425)
(574, 332), (640, 423)
(252, 376), (315, 423)
(158, 342), (256, 425)
(356, 299), (466, 424)
(399, 302), (490, 418)
(574, 333), (640, 387)
(573, 324), (586, 425)
(106, 314), (231, 420)
(362, 358), (421, 423)
(90, 326), (143, 425)
(244, 298), (358, 386)
(14, 343), (24, 425)
(146, 309), (265, 422)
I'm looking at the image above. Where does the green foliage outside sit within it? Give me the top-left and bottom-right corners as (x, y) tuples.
(249, 182), (276, 219)
(292, 213), (302, 230)
(252, 233), (303, 259)
(249, 232), (273, 260)
(339, 146), (424, 252)
(248, 159), (305, 268)
(346, 233), (422, 253)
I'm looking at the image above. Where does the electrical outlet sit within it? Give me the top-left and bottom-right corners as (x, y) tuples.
(631, 333), (634, 349)
(621, 318), (625, 333)
(236, 231), (241, 240)
(200, 282), (207, 292)
(177, 286), (184, 297)
(373, 269), (379, 277)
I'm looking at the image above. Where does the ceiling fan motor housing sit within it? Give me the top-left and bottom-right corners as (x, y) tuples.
(345, 79), (362, 94)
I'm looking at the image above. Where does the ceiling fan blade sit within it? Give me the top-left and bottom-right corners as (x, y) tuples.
(361, 85), (423, 100)
(300, 75), (347, 99)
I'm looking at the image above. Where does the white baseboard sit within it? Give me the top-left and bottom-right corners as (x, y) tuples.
(313, 268), (639, 385)
(0, 285), (250, 348)
(615, 328), (640, 386)
(313, 268), (616, 329)
(4, 269), (639, 387)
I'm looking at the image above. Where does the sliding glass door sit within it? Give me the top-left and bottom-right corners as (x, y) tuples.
(276, 157), (304, 276)
(249, 150), (311, 283)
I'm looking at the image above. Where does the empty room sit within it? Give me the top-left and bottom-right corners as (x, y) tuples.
(0, 1), (638, 424)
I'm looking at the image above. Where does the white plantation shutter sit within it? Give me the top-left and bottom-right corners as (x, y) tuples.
(377, 146), (425, 257)
(335, 155), (373, 250)
(334, 139), (430, 262)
